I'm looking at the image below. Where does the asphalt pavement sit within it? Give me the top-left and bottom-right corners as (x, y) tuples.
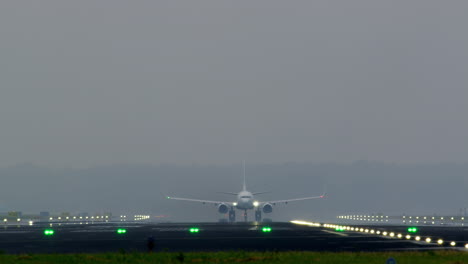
(0, 222), (465, 254)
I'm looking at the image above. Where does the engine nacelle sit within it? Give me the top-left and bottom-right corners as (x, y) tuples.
(218, 203), (229, 214)
(262, 203), (273, 214)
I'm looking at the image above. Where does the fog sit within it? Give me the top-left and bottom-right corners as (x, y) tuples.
(1, 162), (466, 222)
(1, 1), (467, 220)
(1, 1), (468, 167)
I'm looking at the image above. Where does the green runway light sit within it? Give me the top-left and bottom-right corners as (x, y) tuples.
(44, 229), (55, 236)
(335, 227), (346, 232)
(189, 228), (200, 233)
(262, 227), (272, 232)
(408, 227), (418, 233)
(116, 228), (127, 234)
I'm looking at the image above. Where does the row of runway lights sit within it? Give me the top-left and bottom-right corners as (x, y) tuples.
(290, 220), (466, 248)
(3, 218), (35, 226)
(338, 215), (389, 222)
(49, 216), (109, 221)
(120, 215), (151, 221)
(41, 226), (273, 236)
(4, 215), (150, 224)
(338, 215), (465, 221)
(3, 217), (109, 226)
(45, 215), (151, 221)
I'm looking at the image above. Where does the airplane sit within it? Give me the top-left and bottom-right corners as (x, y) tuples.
(167, 163), (326, 222)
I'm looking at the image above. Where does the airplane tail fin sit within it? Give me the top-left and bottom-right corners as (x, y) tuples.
(321, 184), (328, 198)
(242, 160), (247, 191)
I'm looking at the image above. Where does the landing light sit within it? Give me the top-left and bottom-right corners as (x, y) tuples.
(253, 201), (259, 207)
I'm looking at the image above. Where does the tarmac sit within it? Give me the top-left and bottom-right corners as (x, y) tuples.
(0, 221), (466, 254)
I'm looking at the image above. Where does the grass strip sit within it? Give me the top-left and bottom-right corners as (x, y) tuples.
(0, 251), (467, 264)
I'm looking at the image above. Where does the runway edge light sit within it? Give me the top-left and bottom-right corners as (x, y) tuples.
(44, 229), (55, 236)
(116, 228), (127, 234)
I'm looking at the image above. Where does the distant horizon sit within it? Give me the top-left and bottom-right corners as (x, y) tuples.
(3, 159), (468, 170)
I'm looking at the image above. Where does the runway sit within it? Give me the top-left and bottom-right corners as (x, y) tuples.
(0, 222), (465, 254)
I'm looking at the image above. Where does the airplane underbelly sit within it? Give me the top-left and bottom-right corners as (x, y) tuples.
(237, 201), (254, 210)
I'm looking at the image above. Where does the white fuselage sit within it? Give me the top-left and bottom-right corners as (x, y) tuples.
(236, 190), (254, 210)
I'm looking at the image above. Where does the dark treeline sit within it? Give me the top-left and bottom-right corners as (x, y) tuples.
(1, 162), (467, 222)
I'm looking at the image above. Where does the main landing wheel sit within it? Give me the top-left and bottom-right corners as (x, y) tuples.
(229, 209), (236, 222)
(255, 210), (262, 222)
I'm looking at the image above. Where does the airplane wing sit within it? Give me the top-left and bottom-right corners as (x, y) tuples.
(265, 194), (325, 205)
(166, 196), (232, 205)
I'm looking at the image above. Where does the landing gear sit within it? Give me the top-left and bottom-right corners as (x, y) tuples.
(255, 210), (262, 222)
(229, 208), (236, 222)
(244, 210), (248, 222)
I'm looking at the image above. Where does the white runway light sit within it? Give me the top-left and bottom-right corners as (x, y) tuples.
(290, 220), (321, 227)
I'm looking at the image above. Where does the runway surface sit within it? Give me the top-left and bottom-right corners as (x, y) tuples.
(0, 222), (466, 254)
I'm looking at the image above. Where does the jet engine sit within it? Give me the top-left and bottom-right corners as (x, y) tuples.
(218, 203), (229, 214)
(262, 203), (273, 214)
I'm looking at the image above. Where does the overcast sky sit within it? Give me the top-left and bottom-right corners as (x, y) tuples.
(1, 1), (467, 168)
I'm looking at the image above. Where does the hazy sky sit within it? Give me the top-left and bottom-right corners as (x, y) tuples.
(1, 1), (467, 168)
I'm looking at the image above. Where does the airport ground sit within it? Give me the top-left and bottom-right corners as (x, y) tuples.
(1, 251), (468, 264)
(1, 221), (468, 254)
